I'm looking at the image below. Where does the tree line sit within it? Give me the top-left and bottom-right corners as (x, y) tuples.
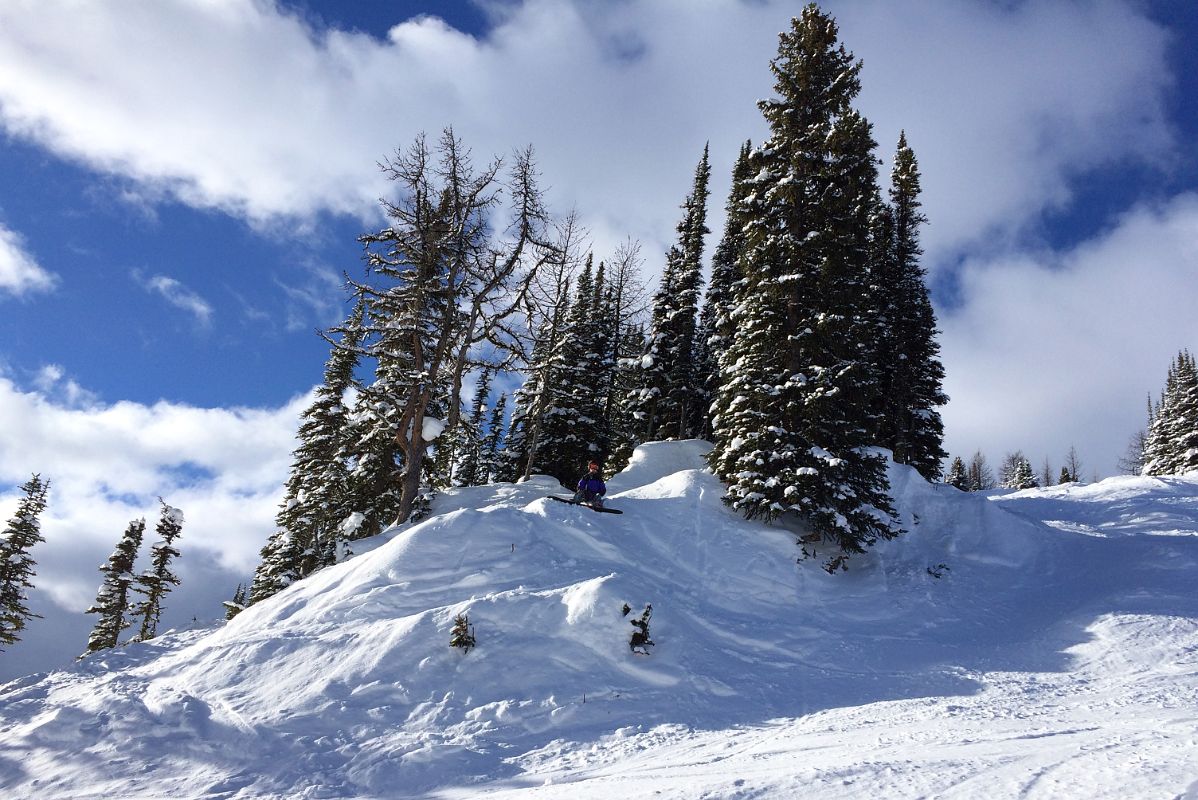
(0, 475), (183, 658)
(244, 1), (949, 599)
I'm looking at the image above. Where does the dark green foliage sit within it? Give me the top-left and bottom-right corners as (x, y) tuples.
(628, 603), (653, 654)
(84, 517), (145, 655)
(870, 132), (948, 479)
(252, 298), (366, 605)
(1144, 351), (1198, 476)
(632, 146), (711, 442)
(536, 257), (614, 484)
(479, 392), (508, 486)
(449, 612), (476, 652)
(708, 5), (899, 567)
(944, 456), (968, 490)
(1001, 452), (1038, 489)
(454, 369), (494, 487)
(223, 584), (247, 621)
(131, 500), (183, 642)
(0, 474), (50, 650)
(696, 141), (753, 439)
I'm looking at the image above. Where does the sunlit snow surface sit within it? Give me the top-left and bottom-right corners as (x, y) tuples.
(1, 441), (1196, 799)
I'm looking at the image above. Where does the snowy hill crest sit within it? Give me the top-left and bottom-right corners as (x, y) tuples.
(2, 441), (1197, 799)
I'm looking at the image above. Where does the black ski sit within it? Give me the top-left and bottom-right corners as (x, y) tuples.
(547, 496), (623, 514)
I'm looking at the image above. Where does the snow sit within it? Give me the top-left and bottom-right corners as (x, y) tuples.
(421, 416), (446, 441)
(2, 441), (1197, 798)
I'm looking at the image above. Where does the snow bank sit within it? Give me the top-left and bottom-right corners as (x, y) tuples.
(2, 443), (1196, 799)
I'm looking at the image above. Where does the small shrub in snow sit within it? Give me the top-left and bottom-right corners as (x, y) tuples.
(450, 613), (476, 653)
(927, 563), (950, 579)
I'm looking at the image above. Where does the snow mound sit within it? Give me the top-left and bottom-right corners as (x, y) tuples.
(2, 443), (1197, 799)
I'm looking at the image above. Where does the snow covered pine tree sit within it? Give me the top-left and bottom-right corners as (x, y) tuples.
(709, 5), (900, 570)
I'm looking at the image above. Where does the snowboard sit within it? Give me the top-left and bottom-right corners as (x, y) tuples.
(547, 495), (623, 514)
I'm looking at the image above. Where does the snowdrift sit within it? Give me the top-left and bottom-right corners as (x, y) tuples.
(1, 441), (1196, 799)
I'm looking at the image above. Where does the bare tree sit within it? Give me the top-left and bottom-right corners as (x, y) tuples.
(1117, 429), (1147, 475)
(1063, 445), (1083, 483)
(345, 129), (559, 524)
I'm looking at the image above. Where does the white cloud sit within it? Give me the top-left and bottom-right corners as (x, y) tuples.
(940, 193), (1198, 478)
(33, 364), (100, 408)
(0, 1), (1174, 270)
(0, 373), (306, 610)
(0, 223), (57, 297)
(138, 272), (215, 325)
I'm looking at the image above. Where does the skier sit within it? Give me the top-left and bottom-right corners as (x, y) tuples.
(572, 461), (607, 508)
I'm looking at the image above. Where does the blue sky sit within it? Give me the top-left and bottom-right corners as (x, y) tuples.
(1, 0), (1197, 678)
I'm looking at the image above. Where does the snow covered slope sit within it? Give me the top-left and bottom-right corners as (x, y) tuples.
(1, 441), (1196, 799)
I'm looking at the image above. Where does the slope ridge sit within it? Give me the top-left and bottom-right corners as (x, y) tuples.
(1, 442), (1195, 799)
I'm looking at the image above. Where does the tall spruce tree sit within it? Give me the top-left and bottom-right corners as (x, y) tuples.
(709, 6), (899, 567)
(534, 257), (612, 484)
(252, 298), (366, 605)
(479, 392), (508, 484)
(871, 132), (947, 479)
(131, 500), (183, 642)
(454, 368), (493, 487)
(632, 146), (711, 442)
(601, 242), (650, 472)
(1143, 350), (1198, 475)
(84, 518), (145, 655)
(696, 140), (752, 439)
(0, 474), (50, 649)
(944, 456), (968, 490)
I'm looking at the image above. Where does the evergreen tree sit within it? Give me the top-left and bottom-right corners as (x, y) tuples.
(1000, 452), (1038, 489)
(0, 474), (50, 649)
(709, 6), (899, 568)
(84, 518), (145, 655)
(455, 369), (493, 487)
(479, 392), (508, 484)
(1144, 351), (1198, 476)
(253, 297), (366, 604)
(223, 584), (247, 621)
(130, 500), (183, 642)
(632, 146), (711, 442)
(606, 323), (647, 472)
(696, 141), (753, 439)
(871, 132), (947, 479)
(535, 257), (611, 484)
(601, 241), (651, 473)
(449, 612), (476, 652)
(1059, 466), (1073, 484)
(1013, 458), (1038, 489)
(944, 456), (968, 490)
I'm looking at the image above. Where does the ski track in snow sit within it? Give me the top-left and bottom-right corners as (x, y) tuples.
(1, 442), (1197, 799)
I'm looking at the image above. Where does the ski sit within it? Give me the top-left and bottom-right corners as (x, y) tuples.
(547, 496), (623, 514)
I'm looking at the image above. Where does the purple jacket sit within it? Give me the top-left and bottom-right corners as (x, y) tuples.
(577, 471), (606, 495)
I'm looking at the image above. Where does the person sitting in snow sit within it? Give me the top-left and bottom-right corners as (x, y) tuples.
(573, 461), (607, 507)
